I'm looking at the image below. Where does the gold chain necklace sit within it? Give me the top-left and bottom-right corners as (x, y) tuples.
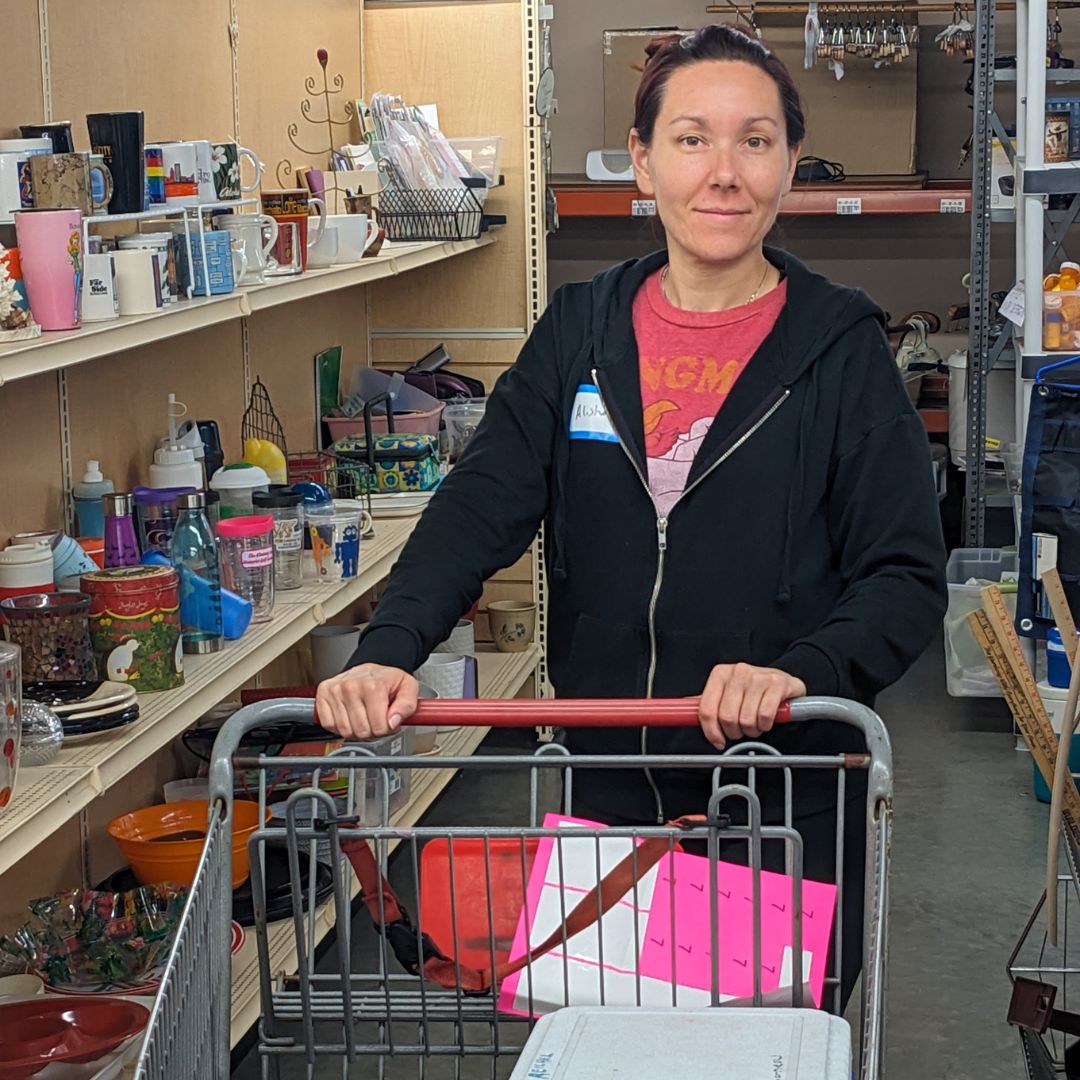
(660, 260), (772, 308)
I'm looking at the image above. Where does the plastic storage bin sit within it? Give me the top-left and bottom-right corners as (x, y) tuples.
(945, 547), (1018, 696)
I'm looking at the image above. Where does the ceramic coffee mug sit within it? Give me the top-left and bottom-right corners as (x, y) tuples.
(13, 207), (83, 330)
(262, 190), (327, 271)
(309, 624), (361, 682)
(0, 141), (50, 223)
(212, 213), (278, 284)
(307, 226), (339, 269)
(265, 220), (303, 276)
(81, 252), (119, 322)
(144, 143), (166, 206)
(184, 230), (246, 296)
(117, 233), (175, 306)
(112, 249), (164, 315)
(324, 213), (379, 263)
(86, 112), (144, 214)
(161, 141), (199, 205)
(20, 122), (74, 154)
(30, 153), (113, 215)
(211, 141), (262, 200)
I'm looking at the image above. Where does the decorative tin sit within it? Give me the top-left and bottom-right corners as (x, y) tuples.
(81, 566), (184, 693)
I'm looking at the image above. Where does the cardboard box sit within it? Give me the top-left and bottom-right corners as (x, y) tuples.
(602, 25), (918, 175)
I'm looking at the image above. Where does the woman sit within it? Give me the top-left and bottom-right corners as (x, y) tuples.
(316, 25), (947, 1006)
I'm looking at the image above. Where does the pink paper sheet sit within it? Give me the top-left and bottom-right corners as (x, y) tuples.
(640, 851), (836, 1007)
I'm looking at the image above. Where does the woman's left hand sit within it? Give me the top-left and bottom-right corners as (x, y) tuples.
(697, 664), (807, 749)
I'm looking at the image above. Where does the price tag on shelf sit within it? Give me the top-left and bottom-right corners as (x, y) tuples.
(939, 198), (967, 214)
(835, 197), (862, 215)
(999, 283), (1025, 327)
(631, 199), (657, 217)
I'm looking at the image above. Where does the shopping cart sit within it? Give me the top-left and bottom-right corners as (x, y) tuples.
(133, 695), (892, 1080)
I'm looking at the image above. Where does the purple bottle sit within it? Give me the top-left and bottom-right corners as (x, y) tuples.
(103, 493), (141, 568)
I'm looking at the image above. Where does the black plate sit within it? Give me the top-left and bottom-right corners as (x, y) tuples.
(97, 843), (334, 929)
(23, 680), (105, 707)
(61, 705), (140, 736)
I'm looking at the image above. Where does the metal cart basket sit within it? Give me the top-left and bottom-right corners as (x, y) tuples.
(133, 695), (892, 1080)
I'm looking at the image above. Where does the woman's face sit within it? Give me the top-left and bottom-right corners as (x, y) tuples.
(629, 60), (799, 267)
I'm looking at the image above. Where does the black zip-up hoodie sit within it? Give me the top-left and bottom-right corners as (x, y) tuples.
(351, 248), (947, 821)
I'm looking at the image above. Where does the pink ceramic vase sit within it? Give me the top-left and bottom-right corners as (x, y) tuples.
(14, 207), (83, 330)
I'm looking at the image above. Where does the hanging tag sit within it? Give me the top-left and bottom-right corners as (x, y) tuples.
(999, 283), (1026, 327)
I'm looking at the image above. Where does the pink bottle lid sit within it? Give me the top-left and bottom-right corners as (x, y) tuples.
(216, 515), (274, 539)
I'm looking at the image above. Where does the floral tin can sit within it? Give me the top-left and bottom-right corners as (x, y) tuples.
(81, 566), (184, 692)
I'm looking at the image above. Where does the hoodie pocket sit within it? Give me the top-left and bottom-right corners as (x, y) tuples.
(651, 625), (753, 698)
(559, 613), (650, 699)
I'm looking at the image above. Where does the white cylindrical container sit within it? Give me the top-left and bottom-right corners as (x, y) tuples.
(210, 464), (271, 519)
(1038, 679), (1073, 735)
(415, 653), (467, 702)
(434, 619), (475, 656)
(309, 625), (361, 682)
(149, 444), (203, 490)
(0, 542), (54, 602)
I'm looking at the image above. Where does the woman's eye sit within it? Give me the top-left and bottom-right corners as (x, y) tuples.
(680, 135), (703, 148)
(746, 136), (770, 150)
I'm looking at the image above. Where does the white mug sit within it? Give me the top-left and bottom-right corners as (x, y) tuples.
(112, 249), (165, 314)
(325, 214), (379, 263)
(190, 140), (217, 203)
(117, 232), (175, 306)
(212, 213), (279, 284)
(307, 225), (339, 269)
(0, 143), (50, 223)
(160, 141), (199, 205)
(81, 252), (119, 322)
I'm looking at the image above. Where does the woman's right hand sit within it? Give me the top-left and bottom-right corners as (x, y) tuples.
(315, 663), (419, 741)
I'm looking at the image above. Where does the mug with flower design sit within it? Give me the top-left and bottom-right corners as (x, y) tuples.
(0, 642), (21, 812)
(211, 141), (262, 201)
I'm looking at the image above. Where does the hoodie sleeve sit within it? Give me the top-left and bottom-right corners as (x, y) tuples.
(774, 318), (948, 701)
(347, 301), (564, 674)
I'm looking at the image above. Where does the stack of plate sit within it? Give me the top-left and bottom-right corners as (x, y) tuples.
(22, 680), (140, 742)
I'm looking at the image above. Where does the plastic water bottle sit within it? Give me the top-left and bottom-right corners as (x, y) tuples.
(72, 460), (114, 538)
(170, 491), (224, 654)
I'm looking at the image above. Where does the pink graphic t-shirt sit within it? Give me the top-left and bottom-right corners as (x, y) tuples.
(633, 269), (787, 516)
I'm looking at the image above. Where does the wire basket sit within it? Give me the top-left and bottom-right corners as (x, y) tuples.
(377, 184), (483, 242)
(288, 451), (374, 505)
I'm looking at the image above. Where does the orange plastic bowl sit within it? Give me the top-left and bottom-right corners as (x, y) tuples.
(107, 799), (268, 889)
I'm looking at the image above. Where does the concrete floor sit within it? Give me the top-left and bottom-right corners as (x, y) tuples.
(235, 637), (1051, 1079)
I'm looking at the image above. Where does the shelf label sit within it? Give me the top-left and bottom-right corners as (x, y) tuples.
(631, 199), (657, 217)
(836, 197), (862, 215)
(939, 198), (967, 214)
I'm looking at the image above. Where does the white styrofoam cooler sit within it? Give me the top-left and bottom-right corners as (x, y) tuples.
(509, 1007), (851, 1079)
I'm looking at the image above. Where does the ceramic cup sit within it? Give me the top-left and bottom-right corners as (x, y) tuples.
(414, 652), (467, 699)
(81, 252), (119, 322)
(261, 189), (326, 271)
(434, 618), (476, 656)
(112, 248), (165, 315)
(210, 141), (262, 200)
(183, 229), (246, 296)
(0, 642), (21, 812)
(212, 213), (279, 284)
(0, 141), (50, 223)
(30, 152), (113, 215)
(118, 232), (176, 305)
(144, 143), (166, 206)
(487, 600), (537, 653)
(309, 624), (361, 682)
(307, 225), (339, 269)
(14, 207), (83, 330)
(20, 122), (74, 154)
(161, 141), (199, 205)
(324, 213), (379, 263)
(86, 111), (144, 214)
(264, 220), (303, 276)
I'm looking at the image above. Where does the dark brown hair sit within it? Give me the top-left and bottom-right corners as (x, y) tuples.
(632, 24), (806, 148)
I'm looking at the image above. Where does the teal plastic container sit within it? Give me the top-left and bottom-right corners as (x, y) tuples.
(1034, 736), (1080, 802)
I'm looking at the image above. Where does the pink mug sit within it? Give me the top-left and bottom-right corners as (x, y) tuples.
(14, 207), (83, 330)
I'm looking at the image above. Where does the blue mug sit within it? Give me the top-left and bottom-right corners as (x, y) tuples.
(184, 229), (246, 296)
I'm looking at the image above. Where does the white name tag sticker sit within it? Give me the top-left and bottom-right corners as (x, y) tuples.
(569, 384), (618, 442)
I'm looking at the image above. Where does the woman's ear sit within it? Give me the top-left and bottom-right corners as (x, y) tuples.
(629, 129), (655, 196)
(783, 143), (802, 195)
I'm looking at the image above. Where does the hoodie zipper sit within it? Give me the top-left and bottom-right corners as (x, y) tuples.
(591, 369), (790, 822)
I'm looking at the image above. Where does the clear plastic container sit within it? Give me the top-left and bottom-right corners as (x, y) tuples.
(216, 515), (275, 623)
(210, 463), (271, 520)
(253, 488), (304, 591)
(443, 398), (487, 460)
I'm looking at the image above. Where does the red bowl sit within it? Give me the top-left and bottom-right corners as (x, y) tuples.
(0, 997), (149, 1078)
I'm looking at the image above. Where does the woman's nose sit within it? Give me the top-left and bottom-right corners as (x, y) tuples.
(707, 146), (740, 188)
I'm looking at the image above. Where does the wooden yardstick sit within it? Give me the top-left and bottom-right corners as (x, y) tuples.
(1043, 566), (1079, 666)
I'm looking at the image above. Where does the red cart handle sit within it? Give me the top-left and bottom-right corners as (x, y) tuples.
(406, 698), (792, 727)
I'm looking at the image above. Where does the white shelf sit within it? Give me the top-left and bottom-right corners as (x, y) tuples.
(228, 645), (540, 1045)
(0, 515), (422, 877)
(0, 236), (494, 385)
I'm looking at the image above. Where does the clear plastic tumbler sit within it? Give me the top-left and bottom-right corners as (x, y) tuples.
(216, 515), (275, 623)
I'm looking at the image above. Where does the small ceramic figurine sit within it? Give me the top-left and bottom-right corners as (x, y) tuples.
(0, 245), (40, 341)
